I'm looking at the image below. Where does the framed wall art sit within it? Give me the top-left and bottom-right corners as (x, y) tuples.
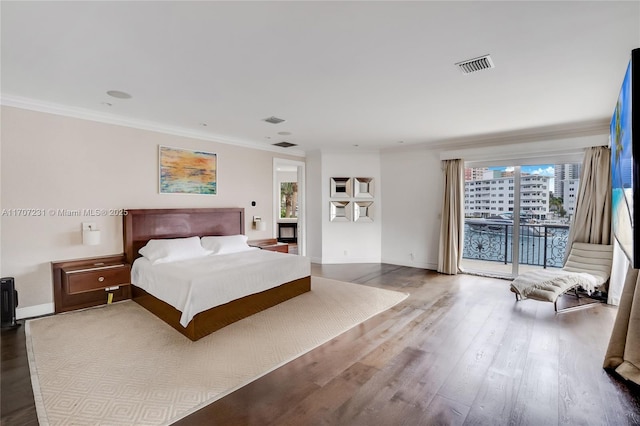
(159, 146), (217, 195)
(611, 48), (640, 267)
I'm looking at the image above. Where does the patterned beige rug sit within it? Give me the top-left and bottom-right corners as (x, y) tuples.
(26, 277), (407, 425)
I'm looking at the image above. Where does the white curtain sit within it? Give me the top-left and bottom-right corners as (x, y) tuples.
(438, 159), (464, 275)
(603, 266), (640, 385)
(566, 146), (612, 250)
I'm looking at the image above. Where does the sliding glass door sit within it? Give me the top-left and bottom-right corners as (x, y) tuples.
(462, 162), (579, 277)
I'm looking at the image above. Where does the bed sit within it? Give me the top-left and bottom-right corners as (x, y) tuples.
(123, 208), (311, 341)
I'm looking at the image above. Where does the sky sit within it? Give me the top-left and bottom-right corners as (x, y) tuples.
(490, 165), (555, 192)
(490, 165), (555, 176)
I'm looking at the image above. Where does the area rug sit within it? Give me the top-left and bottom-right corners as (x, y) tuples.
(26, 277), (407, 426)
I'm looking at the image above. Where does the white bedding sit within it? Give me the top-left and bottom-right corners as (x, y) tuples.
(131, 249), (311, 327)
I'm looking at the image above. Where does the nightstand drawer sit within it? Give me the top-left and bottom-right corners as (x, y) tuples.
(65, 265), (130, 294)
(248, 239), (289, 253)
(53, 255), (131, 313)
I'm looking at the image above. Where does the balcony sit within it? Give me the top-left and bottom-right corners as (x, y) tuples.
(463, 220), (570, 269)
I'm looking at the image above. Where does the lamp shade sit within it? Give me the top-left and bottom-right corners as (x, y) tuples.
(83, 229), (101, 245)
(256, 221), (267, 231)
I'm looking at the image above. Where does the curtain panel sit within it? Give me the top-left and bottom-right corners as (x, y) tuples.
(437, 159), (464, 275)
(566, 146), (612, 249)
(603, 266), (640, 385)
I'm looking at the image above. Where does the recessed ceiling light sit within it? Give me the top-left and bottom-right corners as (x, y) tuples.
(263, 116), (286, 124)
(278, 131), (292, 136)
(106, 90), (132, 99)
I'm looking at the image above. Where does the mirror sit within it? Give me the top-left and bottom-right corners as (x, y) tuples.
(330, 177), (352, 198)
(330, 201), (352, 222)
(354, 201), (373, 222)
(354, 177), (374, 198)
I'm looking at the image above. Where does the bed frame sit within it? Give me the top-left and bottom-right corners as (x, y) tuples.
(123, 208), (311, 341)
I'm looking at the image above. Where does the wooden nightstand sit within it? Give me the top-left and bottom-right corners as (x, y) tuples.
(52, 254), (131, 313)
(248, 239), (289, 253)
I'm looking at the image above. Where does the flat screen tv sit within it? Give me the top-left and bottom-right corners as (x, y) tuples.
(611, 48), (639, 268)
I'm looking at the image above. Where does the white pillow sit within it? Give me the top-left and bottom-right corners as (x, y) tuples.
(200, 235), (252, 255)
(138, 236), (213, 265)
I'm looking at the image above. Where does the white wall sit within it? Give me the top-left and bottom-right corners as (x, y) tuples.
(381, 148), (442, 269)
(1, 106), (301, 317)
(609, 240), (628, 306)
(305, 151), (323, 263)
(319, 150), (382, 264)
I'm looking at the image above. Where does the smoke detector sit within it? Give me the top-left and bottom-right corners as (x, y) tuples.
(455, 54), (494, 75)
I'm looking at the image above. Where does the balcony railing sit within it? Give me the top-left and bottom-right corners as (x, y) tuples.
(463, 221), (570, 268)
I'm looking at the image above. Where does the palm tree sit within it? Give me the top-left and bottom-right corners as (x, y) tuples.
(614, 100), (624, 166)
(280, 182), (298, 218)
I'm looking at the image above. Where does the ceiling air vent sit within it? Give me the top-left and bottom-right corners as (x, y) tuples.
(263, 116), (286, 124)
(273, 141), (297, 148)
(455, 54), (494, 75)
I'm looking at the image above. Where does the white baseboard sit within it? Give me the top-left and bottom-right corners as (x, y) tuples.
(381, 257), (437, 271)
(311, 256), (437, 270)
(17, 303), (55, 320)
(320, 257), (381, 264)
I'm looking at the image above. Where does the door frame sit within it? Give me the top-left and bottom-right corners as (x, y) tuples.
(273, 158), (306, 256)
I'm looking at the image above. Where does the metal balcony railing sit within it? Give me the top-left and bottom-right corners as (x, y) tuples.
(463, 221), (570, 268)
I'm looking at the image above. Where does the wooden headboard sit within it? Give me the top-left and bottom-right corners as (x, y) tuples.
(123, 208), (245, 264)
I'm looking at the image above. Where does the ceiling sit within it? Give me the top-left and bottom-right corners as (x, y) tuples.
(2, 1), (639, 154)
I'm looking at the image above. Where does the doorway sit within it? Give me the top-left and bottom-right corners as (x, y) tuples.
(273, 158), (305, 256)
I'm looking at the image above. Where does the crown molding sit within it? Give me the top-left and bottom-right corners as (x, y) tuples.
(0, 94), (306, 158)
(382, 119), (610, 154)
(430, 119), (609, 149)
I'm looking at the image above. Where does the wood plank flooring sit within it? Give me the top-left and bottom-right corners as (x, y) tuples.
(2, 263), (639, 425)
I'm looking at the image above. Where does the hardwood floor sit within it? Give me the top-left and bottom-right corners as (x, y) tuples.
(1, 321), (38, 426)
(2, 263), (639, 425)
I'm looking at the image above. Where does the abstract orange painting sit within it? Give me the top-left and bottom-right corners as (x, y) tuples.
(159, 146), (217, 195)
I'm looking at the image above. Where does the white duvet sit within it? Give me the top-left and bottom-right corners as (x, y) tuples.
(131, 249), (311, 327)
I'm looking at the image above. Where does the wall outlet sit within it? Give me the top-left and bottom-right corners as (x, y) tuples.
(344, 250), (348, 256)
(410, 253), (414, 261)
